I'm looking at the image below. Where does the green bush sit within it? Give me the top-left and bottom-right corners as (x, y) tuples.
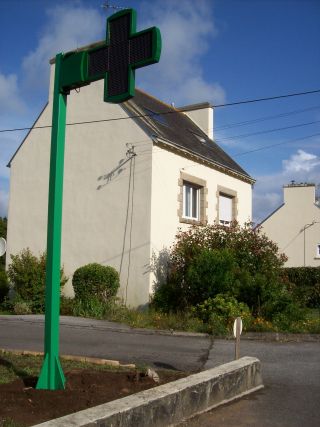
(154, 222), (288, 315)
(151, 281), (183, 312)
(13, 300), (32, 315)
(193, 294), (252, 333)
(282, 267), (320, 308)
(7, 248), (67, 313)
(0, 269), (9, 303)
(72, 263), (120, 302)
(185, 248), (237, 306)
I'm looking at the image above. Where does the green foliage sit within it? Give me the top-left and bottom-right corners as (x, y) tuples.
(0, 269), (9, 303)
(193, 294), (252, 334)
(71, 296), (111, 319)
(60, 296), (75, 315)
(7, 248), (67, 313)
(13, 300), (32, 315)
(185, 249), (237, 306)
(153, 222), (288, 316)
(282, 267), (320, 308)
(72, 263), (120, 302)
(151, 281), (182, 313)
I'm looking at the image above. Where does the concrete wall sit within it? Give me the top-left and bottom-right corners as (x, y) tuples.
(7, 67), (153, 307)
(33, 357), (263, 427)
(261, 184), (320, 267)
(149, 144), (252, 293)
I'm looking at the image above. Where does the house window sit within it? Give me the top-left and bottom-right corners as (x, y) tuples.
(317, 244), (320, 258)
(216, 186), (238, 226)
(219, 193), (233, 226)
(178, 172), (207, 225)
(183, 182), (200, 220)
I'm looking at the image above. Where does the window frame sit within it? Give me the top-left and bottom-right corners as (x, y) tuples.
(183, 181), (201, 221)
(178, 172), (207, 225)
(216, 186), (238, 226)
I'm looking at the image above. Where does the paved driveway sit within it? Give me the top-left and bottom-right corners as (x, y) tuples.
(179, 339), (320, 427)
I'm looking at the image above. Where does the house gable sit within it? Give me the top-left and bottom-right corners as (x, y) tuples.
(260, 183), (320, 267)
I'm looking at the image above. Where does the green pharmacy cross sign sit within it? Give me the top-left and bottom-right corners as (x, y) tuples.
(36, 8), (161, 391)
(60, 8), (161, 102)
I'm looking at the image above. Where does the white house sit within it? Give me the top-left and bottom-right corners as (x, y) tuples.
(6, 58), (254, 307)
(260, 182), (320, 267)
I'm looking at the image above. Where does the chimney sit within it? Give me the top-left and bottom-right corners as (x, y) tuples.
(283, 182), (316, 206)
(178, 102), (214, 140)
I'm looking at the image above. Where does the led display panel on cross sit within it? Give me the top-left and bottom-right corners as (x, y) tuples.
(60, 9), (161, 103)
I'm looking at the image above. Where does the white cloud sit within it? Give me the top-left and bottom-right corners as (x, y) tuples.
(22, 4), (104, 91)
(0, 72), (26, 114)
(253, 148), (320, 223)
(283, 149), (320, 173)
(138, 0), (226, 106)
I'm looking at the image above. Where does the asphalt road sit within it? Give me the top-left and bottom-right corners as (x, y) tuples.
(179, 339), (320, 427)
(0, 315), (210, 372)
(1, 315), (319, 426)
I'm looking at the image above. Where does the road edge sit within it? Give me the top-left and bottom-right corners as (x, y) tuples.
(32, 356), (263, 427)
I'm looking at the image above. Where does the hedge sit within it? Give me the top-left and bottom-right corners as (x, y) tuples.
(282, 267), (320, 308)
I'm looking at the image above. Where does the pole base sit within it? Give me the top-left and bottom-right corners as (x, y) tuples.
(36, 352), (66, 390)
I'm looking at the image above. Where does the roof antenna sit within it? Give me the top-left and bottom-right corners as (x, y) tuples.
(101, 2), (127, 12)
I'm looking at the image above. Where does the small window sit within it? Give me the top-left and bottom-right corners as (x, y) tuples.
(317, 244), (320, 258)
(219, 193), (233, 226)
(178, 172), (207, 225)
(183, 182), (200, 220)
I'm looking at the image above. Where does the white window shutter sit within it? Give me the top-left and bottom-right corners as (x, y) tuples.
(219, 194), (233, 223)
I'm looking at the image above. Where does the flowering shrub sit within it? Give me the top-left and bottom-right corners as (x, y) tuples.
(153, 222), (290, 317)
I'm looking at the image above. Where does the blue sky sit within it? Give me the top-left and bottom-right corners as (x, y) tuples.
(0, 0), (319, 222)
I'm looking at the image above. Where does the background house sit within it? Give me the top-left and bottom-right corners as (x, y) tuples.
(6, 58), (254, 307)
(260, 182), (320, 267)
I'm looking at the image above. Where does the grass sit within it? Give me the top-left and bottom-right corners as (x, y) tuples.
(0, 350), (131, 386)
(2, 296), (320, 336)
(1, 419), (24, 427)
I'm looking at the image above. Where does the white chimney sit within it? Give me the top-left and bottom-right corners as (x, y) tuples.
(178, 102), (214, 140)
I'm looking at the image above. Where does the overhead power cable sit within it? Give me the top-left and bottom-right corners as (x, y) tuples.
(215, 105), (320, 131)
(215, 120), (320, 142)
(0, 88), (320, 135)
(233, 132), (320, 157)
(211, 89), (320, 108)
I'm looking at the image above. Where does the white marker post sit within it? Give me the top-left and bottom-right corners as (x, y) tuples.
(233, 317), (243, 360)
(0, 238), (6, 257)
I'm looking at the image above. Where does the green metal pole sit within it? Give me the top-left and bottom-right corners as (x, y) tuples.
(36, 53), (66, 390)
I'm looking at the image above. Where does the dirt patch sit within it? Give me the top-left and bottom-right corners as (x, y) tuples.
(0, 368), (184, 426)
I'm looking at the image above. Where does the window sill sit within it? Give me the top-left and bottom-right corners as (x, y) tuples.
(180, 217), (206, 226)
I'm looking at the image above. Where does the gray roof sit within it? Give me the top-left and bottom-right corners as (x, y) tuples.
(124, 90), (254, 183)
(8, 87), (254, 184)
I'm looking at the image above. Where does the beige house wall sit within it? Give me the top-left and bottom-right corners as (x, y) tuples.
(7, 69), (153, 308)
(7, 65), (253, 307)
(261, 185), (320, 267)
(149, 145), (252, 293)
